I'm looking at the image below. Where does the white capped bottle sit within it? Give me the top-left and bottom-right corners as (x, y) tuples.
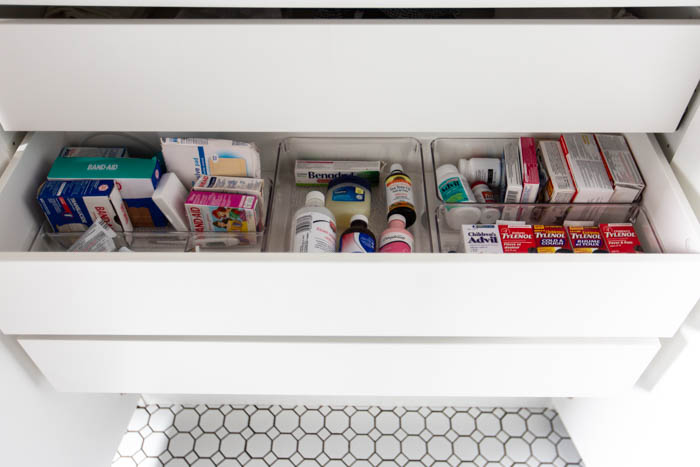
(291, 191), (337, 253)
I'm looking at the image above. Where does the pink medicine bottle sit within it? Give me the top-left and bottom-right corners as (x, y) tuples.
(378, 214), (414, 253)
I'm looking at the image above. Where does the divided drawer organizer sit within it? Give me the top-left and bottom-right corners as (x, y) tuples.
(0, 16), (698, 398)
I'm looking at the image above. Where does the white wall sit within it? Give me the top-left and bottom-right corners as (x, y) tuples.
(0, 332), (137, 467)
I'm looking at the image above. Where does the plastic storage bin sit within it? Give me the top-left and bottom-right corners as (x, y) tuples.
(266, 137), (432, 252)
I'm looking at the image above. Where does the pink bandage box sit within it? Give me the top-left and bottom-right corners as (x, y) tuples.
(185, 190), (260, 232)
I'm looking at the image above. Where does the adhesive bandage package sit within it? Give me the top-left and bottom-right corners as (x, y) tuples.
(594, 134), (645, 203)
(47, 155), (166, 227)
(185, 191), (261, 233)
(59, 147), (128, 158)
(37, 179), (132, 233)
(161, 138), (262, 187)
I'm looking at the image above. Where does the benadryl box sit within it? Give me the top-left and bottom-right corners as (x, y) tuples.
(47, 154), (167, 227)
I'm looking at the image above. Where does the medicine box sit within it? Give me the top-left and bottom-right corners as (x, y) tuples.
(600, 223), (643, 253)
(294, 161), (381, 186)
(498, 224), (536, 253)
(47, 155), (166, 228)
(185, 191), (260, 233)
(537, 140), (575, 203)
(533, 225), (572, 253)
(161, 138), (262, 187)
(459, 224), (503, 253)
(194, 175), (264, 200)
(37, 179), (132, 233)
(518, 137), (540, 203)
(594, 134), (645, 203)
(560, 134), (614, 203)
(566, 225), (608, 253)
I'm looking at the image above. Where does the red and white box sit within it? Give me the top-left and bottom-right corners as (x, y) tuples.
(533, 225), (573, 253)
(599, 223), (644, 253)
(537, 140), (575, 203)
(594, 134), (645, 203)
(498, 223), (536, 253)
(560, 134), (614, 203)
(518, 137), (540, 203)
(566, 225), (608, 253)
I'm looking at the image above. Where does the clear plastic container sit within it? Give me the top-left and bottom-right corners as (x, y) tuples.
(266, 137), (433, 252)
(435, 202), (662, 254)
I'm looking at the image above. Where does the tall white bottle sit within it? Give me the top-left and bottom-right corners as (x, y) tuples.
(291, 191), (337, 253)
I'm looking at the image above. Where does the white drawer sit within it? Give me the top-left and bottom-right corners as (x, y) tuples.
(0, 19), (698, 132)
(18, 337), (660, 397)
(0, 131), (698, 338)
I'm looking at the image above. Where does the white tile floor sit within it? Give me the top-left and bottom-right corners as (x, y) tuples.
(113, 405), (584, 466)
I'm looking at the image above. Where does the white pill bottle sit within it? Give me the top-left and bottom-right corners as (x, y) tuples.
(291, 191), (337, 253)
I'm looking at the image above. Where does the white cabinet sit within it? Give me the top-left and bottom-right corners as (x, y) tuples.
(0, 12), (698, 399)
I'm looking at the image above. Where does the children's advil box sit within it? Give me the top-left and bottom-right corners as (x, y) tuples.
(37, 179), (132, 233)
(459, 224), (502, 253)
(47, 155), (167, 227)
(185, 191), (260, 233)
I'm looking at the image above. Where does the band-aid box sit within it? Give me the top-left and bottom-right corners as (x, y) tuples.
(185, 190), (260, 233)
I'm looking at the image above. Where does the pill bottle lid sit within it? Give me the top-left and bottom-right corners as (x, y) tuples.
(389, 163), (404, 173)
(470, 181), (488, 189)
(458, 159), (469, 177)
(305, 190), (325, 206)
(327, 174), (371, 192)
(445, 206), (482, 230)
(436, 164), (460, 181)
(349, 214), (369, 226)
(388, 213), (406, 224)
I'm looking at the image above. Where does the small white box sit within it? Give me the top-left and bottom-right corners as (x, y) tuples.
(501, 141), (522, 221)
(560, 134), (614, 203)
(152, 173), (189, 232)
(594, 134), (645, 203)
(537, 140), (575, 203)
(460, 224), (503, 253)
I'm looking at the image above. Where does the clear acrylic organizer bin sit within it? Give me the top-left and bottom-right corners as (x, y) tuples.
(430, 137), (662, 253)
(31, 223), (265, 252)
(436, 203), (662, 253)
(266, 137), (433, 252)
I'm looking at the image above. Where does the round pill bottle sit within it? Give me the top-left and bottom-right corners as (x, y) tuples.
(436, 164), (476, 203)
(326, 175), (372, 233)
(339, 214), (376, 253)
(291, 190), (337, 253)
(471, 181), (501, 224)
(385, 163), (416, 228)
(458, 157), (503, 188)
(379, 214), (414, 253)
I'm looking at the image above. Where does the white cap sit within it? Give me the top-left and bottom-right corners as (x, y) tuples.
(390, 163), (403, 173)
(435, 164), (460, 181)
(458, 159), (469, 179)
(388, 213), (406, 224)
(350, 214), (369, 225)
(305, 190), (325, 206)
(445, 206), (481, 230)
(479, 207), (501, 224)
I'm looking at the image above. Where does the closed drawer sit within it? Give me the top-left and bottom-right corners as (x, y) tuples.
(18, 337), (660, 396)
(0, 131), (698, 338)
(0, 19), (699, 132)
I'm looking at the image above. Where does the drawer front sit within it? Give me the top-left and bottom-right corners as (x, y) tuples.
(18, 338), (660, 397)
(0, 20), (699, 132)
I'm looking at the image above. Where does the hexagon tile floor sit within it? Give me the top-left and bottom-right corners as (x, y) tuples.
(113, 405), (584, 467)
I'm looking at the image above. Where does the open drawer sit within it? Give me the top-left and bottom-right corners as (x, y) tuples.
(17, 337), (660, 397)
(0, 131), (698, 339)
